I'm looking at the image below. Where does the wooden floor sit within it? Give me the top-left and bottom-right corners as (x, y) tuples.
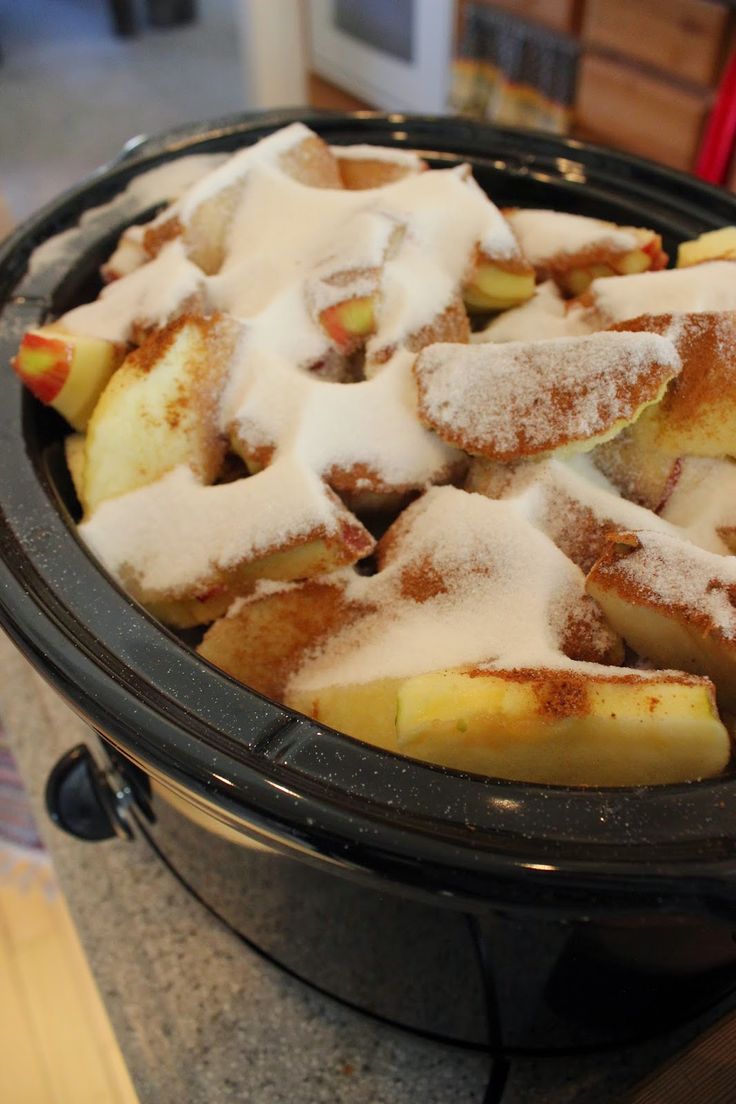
(0, 845), (139, 1104)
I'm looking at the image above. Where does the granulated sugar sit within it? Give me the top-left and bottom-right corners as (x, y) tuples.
(415, 330), (680, 460)
(289, 486), (616, 692)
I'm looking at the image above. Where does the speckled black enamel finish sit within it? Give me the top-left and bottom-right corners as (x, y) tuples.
(2, 111), (736, 919)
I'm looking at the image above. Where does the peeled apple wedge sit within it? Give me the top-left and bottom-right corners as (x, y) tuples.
(12, 326), (124, 431)
(394, 667), (729, 786)
(199, 581), (363, 700)
(82, 314), (236, 515)
(463, 261), (536, 311)
(286, 678), (404, 754)
(678, 227), (736, 268)
(586, 531), (736, 712)
(591, 418), (682, 511)
(79, 459), (375, 628)
(64, 433), (86, 503)
(558, 248), (660, 297)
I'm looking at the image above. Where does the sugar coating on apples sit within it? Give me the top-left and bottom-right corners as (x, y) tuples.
(466, 453), (692, 571)
(505, 210), (639, 265)
(583, 261), (736, 325)
(16, 121), (736, 785)
(285, 486), (618, 696)
(472, 281), (592, 343)
(63, 239), (207, 345)
(226, 347), (460, 494)
(414, 331), (680, 461)
(62, 123), (521, 354)
(592, 530), (736, 639)
(60, 125), (527, 497)
(79, 457), (373, 600)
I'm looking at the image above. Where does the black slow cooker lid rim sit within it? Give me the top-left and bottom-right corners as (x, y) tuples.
(3, 111), (736, 900)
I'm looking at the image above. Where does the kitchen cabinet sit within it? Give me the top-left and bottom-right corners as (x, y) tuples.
(455, 0), (734, 172)
(575, 52), (711, 171)
(582, 0), (730, 88)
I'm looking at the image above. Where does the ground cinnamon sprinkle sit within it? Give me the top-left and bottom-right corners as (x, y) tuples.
(399, 555), (450, 603)
(590, 530), (736, 643)
(534, 673), (589, 718)
(610, 312), (736, 437)
(414, 330), (680, 461)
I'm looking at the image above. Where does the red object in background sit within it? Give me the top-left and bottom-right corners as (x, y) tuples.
(695, 49), (736, 184)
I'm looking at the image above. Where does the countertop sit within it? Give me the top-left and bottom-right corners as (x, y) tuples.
(1, 629), (734, 1104)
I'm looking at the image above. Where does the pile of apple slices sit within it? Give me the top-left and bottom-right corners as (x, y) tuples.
(10, 123), (736, 786)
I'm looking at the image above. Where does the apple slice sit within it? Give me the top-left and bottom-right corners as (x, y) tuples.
(678, 227), (736, 268)
(593, 312), (736, 505)
(394, 666), (729, 785)
(414, 330), (680, 462)
(309, 212), (405, 354)
(503, 209), (667, 297)
(613, 312), (736, 460)
(578, 261), (736, 329)
(282, 487), (621, 744)
(559, 264), (614, 297)
(12, 327), (124, 431)
(463, 258), (536, 311)
(82, 314), (239, 515)
(79, 458), (375, 628)
(587, 530), (736, 711)
(286, 677), (404, 754)
(333, 145), (427, 189)
(200, 579), (369, 702)
(101, 224), (147, 283)
(64, 433), (86, 503)
(591, 421), (682, 511)
(320, 296), (376, 352)
(146, 125), (342, 274)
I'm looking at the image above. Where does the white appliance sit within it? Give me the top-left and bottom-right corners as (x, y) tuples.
(307, 0), (454, 113)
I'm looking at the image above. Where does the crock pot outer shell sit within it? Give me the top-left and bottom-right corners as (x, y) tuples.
(2, 110), (736, 916)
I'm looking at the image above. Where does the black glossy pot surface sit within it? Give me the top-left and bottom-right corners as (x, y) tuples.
(2, 111), (736, 918)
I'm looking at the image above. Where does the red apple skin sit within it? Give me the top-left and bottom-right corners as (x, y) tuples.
(321, 305), (352, 350)
(12, 332), (71, 402)
(12, 326), (125, 430)
(642, 236), (668, 270)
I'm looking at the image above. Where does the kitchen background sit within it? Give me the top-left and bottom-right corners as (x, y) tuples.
(2, 2), (736, 1103)
(2, 0), (735, 229)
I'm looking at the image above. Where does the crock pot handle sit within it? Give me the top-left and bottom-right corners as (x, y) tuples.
(45, 744), (134, 842)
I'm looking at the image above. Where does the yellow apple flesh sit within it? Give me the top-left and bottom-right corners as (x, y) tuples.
(463, 264), (536, 311)
(678, 227), (736, 268)
(587, 535), (736, 712)
(286, 678), (404, 754)
(319, 296), (376, 351)
(82, 315), (236, 515)
(395, 667), (729, 785)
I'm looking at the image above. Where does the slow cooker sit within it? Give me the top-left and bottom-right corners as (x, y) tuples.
(2, 111), (736, 1063)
